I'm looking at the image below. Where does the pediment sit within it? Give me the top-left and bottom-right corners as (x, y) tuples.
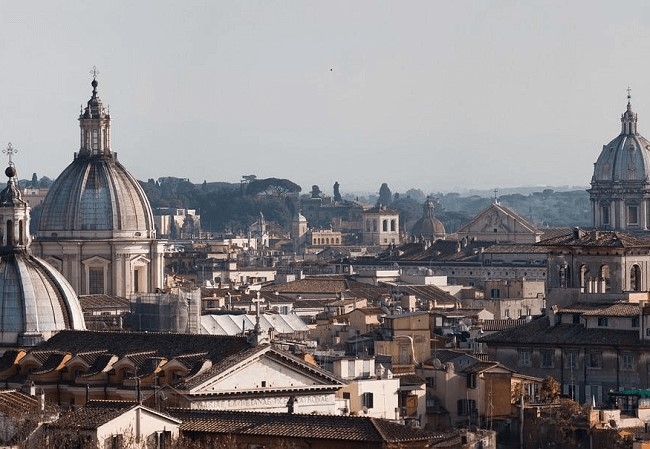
(458, 203), (538, 235)
(190, 347), (342, 394)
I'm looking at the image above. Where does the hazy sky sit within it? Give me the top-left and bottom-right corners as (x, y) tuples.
(1, 1), (649, 195)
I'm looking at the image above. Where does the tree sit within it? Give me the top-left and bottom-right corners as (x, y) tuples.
(333, 182), (342, 202)
(246, 178), (301, 198)
(311, 185), (321, 199)
(31, 173), (38, 187)
(378, 183), (392, 206)
(540, 375), (561, 403)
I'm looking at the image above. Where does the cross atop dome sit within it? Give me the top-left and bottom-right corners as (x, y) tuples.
(621, 87), (638, 135)
(2, 142), (17, 168)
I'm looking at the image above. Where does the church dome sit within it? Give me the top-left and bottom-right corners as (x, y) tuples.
(0, 155), (85, 346)
(37, 77), (155, 240)
(410, 196), (445, 239)
(592, 94), (650, 183)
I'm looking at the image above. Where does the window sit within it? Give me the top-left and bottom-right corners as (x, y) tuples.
(92, 129), (99, 150)
(362, 392), (374, 409)
(490, 288), (500, 299)
(426, 376), (436, 389)
(89, 267), (104, 294)
(628, 205), (639, 225)
(457, 399), (476, 416)
(467, 373), (477, 389)
(518, 349), (532, 367)
(342, 392), (351, 400)
(632, 317), (640, 328)
(573, 314), (581, 324)
(598, 317), (608, 327)
(565, 351), (579, 369)
(540, 349), (554, 368)
(587, 351), (602, 369)
(623, 353), (634, 370)
(505, 309), (510, 318)
(646, 328), (650, 337)
(602, 205), (610, 225)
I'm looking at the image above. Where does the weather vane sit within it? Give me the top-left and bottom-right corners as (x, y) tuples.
(90, 65), (100, 80)
(3, 142), (17, 166)
(627, 86), (632, 100)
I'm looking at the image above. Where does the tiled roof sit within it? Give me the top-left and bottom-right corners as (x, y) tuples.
(482, 244), (549, 254)
(538, 227), (573, 240)
(32, 352), (69, 375)
(396, 285), (458, 306)
(479, 317), (643, 347)
(34, 330), (252, 362)
(461, 361), (500, 374)
(0, 350), (24, 371)
(80, 353), (118, 377)
(168, 409), (440, 443)
(536, 229), (650, 248)
(398, 374), (426, 385)
(47, 401), (137, 430)
(0, 390), (39, 415)
(268, 276), (351, 293)
(574, 302), (639, 317)
(79, 294), (130, 310)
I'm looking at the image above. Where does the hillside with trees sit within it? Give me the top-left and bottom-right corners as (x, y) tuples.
(23, 174), (591, 235)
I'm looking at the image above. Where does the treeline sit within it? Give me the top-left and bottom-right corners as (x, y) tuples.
(23, 173), (591, 234)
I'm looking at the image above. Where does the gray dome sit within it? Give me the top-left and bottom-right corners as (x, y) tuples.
(410, 197), (445, 239)
(37, 157), (155, 239)
(37, 77), (155, 240)
(592, 98), (650, 183)
(0, 160), (85, 346)
(0, 252), (86, 346)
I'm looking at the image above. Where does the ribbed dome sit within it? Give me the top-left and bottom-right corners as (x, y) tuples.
(0, 252), (86, 346)
(37, 77), (155, 240)
(0, 157), (85, 346)
(37, 158), (155, 239)
(592, 96), (650, 183)
(410, 197), (445, 239)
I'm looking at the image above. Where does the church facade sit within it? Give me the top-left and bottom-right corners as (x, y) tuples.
(34, 76), (165, 297)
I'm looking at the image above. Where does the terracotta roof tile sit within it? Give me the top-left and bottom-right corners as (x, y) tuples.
(479, 317), (642, 347)
(168, 409), (441, 443)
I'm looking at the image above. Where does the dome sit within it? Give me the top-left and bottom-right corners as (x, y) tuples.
(410, 197), (445, 239)
(37, 77), (155, 240)
(37, 158), (155, 239)
(0, 156), (85, 346)
(592, 95), (650, 183)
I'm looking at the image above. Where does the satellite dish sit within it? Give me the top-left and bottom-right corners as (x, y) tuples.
(432, 358), (442, 370)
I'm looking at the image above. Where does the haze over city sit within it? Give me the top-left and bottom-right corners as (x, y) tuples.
(1, 1), (649, 193)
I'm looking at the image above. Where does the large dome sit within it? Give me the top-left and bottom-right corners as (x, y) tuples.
(37, 78), (155, 240)
(0, 159), (85, 346)
(592, 97), (650, 183)
(410, 197), (445, 240)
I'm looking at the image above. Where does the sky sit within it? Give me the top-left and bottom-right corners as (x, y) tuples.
(1, 1), (650, 195)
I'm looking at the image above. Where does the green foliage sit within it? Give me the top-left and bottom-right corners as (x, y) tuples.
(378, 182), (392, 205)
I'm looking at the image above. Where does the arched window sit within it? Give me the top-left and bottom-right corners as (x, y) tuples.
(383, 220), (388, 232)
(391, 219), (396, 231)
(579, 265), (588, 293)
(599, 264), (611, 293)
(6, 220), (13, 246)
(631, 264), (642, 292)
(18, 219), (23, 245)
